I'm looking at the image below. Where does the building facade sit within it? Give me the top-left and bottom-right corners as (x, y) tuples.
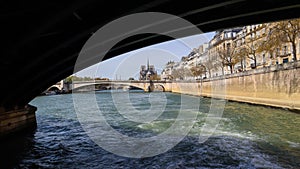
(162, 18), (300, 80)
(208, 28), (242, 75)
(139, 59), (158, 80)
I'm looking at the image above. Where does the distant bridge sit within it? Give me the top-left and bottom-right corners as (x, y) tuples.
(71, 80), (172, 92)
(45, 80), (64, 92)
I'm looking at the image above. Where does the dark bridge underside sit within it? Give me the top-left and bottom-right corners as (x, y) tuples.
(1, 0), (300, 110)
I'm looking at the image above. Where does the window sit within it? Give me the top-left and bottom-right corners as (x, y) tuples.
(283, 46), (287, 54)
(262, 54), (266, 64)
(283, 58), (289, 63)
(227, 43), (231, 48)
(229, 32), (232, 38)
(262, 27), (266, 34)
(237, 40), (241, 46)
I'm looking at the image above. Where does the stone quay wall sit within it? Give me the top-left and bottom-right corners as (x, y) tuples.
(170, 61), (300, 111)
(0, 105), (37, 138)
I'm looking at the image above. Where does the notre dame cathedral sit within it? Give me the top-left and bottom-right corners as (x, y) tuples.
(139, 59), (157, 80)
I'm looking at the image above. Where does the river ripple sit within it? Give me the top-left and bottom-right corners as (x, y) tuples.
(1, 91), (299, 168)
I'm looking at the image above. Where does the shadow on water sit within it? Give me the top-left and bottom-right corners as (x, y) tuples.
(0, 128), (36, 169)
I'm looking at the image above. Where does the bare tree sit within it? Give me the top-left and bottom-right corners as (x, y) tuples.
(217, 42), (240, 74)
(171, 67), (192, 80)
(237, 47), (248, 71)
(203, 53), (221, 77)
(214, 59), (225, 75)
(256, 24), (279, 58)
(256, 34), (281, 65)
(242, 36), (260, 68)
(203, 60), (214, 78)
(171, 68), (182, 80)
(269, 18), (300, 61)
(183, 67), (193, 80)
(190, 65), (205, 79)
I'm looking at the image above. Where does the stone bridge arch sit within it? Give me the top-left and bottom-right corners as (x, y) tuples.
(73, 83), (144, 91)
(45, 80), (64, 92)
(72, 80), (172, 92)
(153, 84), (165, 92)
(72, 81), (146, 91)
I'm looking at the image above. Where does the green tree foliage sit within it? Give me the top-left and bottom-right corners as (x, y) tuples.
(150, 74), (161, 80)
(64, 76), (94, 83)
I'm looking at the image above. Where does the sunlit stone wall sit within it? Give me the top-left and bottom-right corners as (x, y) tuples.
(171, 62), (300, 111)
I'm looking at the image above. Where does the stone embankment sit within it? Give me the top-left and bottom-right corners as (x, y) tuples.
(0, 105), (37, 138)
(170, 61), (300, 111)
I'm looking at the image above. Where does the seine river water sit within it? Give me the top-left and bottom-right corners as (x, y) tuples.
(1, 90), (300, 168)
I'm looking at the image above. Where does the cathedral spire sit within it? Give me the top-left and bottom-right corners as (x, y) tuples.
(147, 58), (149, 70)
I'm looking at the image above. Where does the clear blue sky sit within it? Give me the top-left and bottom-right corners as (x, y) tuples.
(75, 32), (215, 80)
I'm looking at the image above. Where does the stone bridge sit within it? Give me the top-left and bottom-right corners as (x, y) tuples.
(45, 80), (64, 92)
(72, 80), (172, 92)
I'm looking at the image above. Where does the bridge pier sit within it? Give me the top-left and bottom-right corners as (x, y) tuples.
(0, 105), (37, 138)
(146, 80), (155, 92)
